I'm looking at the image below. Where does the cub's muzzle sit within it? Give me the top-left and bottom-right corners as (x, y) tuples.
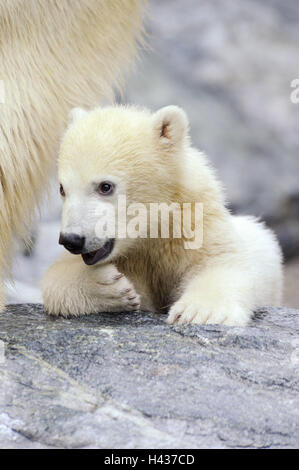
(59, 233), (86, 254)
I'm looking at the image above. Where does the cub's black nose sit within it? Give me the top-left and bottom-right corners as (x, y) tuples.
(59, 233), (85, 254)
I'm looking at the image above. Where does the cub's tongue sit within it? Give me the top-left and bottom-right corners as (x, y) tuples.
(81, 239), (114, 266)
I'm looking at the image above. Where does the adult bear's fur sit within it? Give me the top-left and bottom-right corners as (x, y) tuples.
(0, 0), (145, 311)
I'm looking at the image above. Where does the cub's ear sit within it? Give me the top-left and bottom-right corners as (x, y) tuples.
(152, 106), (189, 149)
(68, 107), (88, 126)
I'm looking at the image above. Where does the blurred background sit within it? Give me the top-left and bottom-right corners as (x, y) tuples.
(6, 0), (299, 308)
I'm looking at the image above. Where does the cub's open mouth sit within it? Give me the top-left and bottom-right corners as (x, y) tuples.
(82, 239), (115, 266)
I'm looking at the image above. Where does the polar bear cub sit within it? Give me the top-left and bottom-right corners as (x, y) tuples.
(42, 105), (283, 326)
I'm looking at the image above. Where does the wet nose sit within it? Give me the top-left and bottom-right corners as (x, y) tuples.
(59, 233), (85, 254)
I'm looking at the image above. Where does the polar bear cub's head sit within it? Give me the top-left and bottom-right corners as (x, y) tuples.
(58, 105), (189, 265)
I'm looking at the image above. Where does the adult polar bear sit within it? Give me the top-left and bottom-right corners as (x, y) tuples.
(42, 105), (283, 325)
(0, 0), (145, 312)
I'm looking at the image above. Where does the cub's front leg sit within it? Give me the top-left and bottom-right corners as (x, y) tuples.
(167, 264), (252, 326)
(42, 252), (140, 317)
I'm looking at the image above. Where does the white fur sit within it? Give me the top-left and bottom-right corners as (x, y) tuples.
(0, 0), (145, 311)
(42, 105), (283, 325)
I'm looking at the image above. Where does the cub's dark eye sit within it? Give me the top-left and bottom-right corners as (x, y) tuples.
(97, 181), (115, 195)
(60, 184), (65, 197)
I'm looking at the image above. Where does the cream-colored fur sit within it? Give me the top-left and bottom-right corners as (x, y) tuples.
(0, 0), (145, 312)
(43, 252), (140, 317)
(42, 105), (283, 326)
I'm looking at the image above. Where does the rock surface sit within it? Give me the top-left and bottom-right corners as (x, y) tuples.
(0, 304), (298, 449)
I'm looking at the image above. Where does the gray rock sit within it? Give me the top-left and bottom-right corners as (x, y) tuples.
(0, 304), (298, 448)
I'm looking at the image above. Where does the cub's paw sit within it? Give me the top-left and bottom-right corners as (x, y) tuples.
(167, 294), (250, 326)
(42, 262), (140, 317)
(90, 264), (141, 313)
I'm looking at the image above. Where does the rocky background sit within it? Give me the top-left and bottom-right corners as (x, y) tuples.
(5, 0), (299, 307)
(0, 304), (298, 448)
